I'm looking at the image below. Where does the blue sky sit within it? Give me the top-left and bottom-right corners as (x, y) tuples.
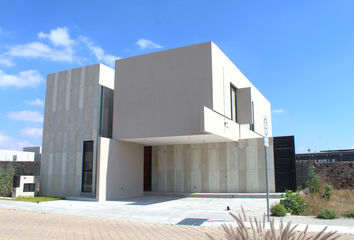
(0, 0), (353, 153)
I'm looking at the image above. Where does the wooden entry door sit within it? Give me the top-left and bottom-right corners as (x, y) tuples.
(144, 146), (152, 191)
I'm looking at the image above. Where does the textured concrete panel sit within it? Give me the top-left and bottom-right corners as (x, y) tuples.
(227, 169), (238, 192)
(151, 147), (158, 191)
(65, 69), (72, 111)
(209, 170), (219, 192)
(246, 169), (259, 192)
(167, 170), (174, 192)
(57, 71), (67, 112)
(183, 145), (191, 192)
(167, 146), (174, 171)
(158, 146), (167, 171)
(201, 147), (209, 192)
(174, 145), (183, 171)
(176, 170), (184, 192)
(52, 73), (58, 112)
(258, 169), (266, 192)
(66, 153), (76, 175)
(191, 145), (201, 171)
(149, 139), (275, 194)
(219, 169), (228, 192)
(238, 169), (247, 192)
(158, 171), (167, 192)
(246, 139), (258, 170)
(53, 154), (62, 175)
(191, 170), (201, 192)
(218, 143), (227, 170)
(209, 148), (218, 170)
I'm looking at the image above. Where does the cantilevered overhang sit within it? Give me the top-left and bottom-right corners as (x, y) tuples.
(118, 133), (236, 146)
(118, 106), (241, 146)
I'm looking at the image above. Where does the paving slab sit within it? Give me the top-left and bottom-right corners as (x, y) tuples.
(1, 195), (354, 238)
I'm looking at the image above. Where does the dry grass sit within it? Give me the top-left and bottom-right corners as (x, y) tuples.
(206, 209), (340, 240)
(303, 187), (354, 215)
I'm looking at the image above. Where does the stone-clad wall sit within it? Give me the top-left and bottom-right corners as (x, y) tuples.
(0, 161), (40, 176)
(41, 64), (115, 197)
(151, 138), (275, 193)
(297, 160), (354, 190)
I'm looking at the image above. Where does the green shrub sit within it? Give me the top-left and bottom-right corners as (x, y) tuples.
(281, 190), (306, 215)
(343, 210), (354, 218)
(317, 209), (340, 219)
(270, 203), (287, 217)
(322, 184), (332, 200)
(0, 165), (15, 197)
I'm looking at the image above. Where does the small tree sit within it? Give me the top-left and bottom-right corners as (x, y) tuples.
(306, 165), (321, 194)
(0, 164), (16, 197)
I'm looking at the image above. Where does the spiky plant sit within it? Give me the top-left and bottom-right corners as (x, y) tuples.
(207, 207), (339, 240)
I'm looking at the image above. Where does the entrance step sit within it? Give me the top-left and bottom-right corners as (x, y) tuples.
(65, 196), (96, 201)
(144, 192), (283, 198)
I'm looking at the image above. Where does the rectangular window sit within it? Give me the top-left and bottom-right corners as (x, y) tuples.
(23, 183), (35, 192)
(82, 141), (93, 192)
(13, 155), (17, 161)
(230, 85), (237, 122)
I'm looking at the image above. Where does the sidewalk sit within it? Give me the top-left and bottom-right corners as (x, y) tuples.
(0, 196), (353, 239)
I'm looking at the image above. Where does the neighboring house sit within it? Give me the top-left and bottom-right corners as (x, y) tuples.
(0, 147), (41, 197)
(296, 149), (354, 162)
(0, 149), (35, 162)
(40, 42), (275, 201)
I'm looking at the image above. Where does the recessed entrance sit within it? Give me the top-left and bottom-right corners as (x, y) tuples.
(144, 146), (152, 191)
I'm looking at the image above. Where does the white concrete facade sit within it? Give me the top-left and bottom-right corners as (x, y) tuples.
(41, 42), (275, 200)
(0, 149), (35, 162)
(12, 176), (35, 198)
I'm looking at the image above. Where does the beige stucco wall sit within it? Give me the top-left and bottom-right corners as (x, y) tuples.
(114, 42), (214, 140)
(113, 41), (271, 144)
(41, 64), (114, 197)
(211, 43), (272, 137)
(105, 139), (144, 200)
(151, 138), (275, 193)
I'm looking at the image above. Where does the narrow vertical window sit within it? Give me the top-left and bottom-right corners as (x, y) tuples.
(13, 155), (17, 161)
(82, 141), (93, 192)
(250, 101), (255, 131)
(230, 85), (237, 122)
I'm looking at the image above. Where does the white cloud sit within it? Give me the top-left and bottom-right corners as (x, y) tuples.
(7, 111), (43, 122)
(38, 27), (75, 47)
(6, 41), (76, 62)
(27, 98), (44, 106)
(0, 57), (14, 66)
(0, 132), (33, 151)
(0, 26), (119, 67)
(20, 127), (43, 138)
(136, 39), (163, 50)
(0, 69), (44, 88)
(298, 147), (304, 151)
(272, 109), (285, 113)
(79, 36), (120, 67)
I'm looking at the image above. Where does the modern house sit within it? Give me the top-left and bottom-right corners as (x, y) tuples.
(0, 147), (41, 197)
(40, 42), (275, 201)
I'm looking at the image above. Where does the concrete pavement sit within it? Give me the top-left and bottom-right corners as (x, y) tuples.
(0, 195), (353, 239)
